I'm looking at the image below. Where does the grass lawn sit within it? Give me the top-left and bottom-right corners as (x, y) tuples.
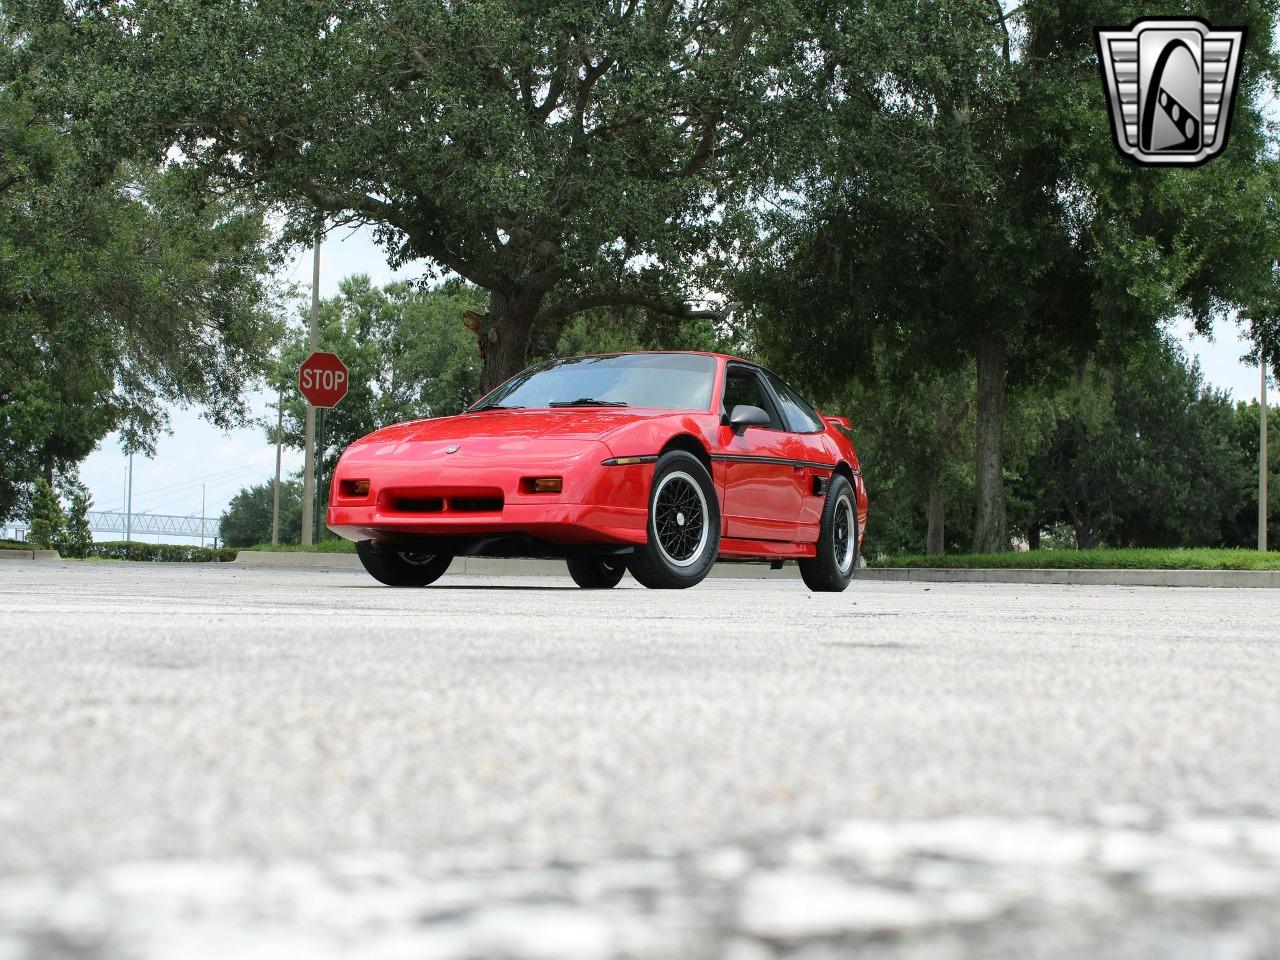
(870, 548), (1280, 571)
(0, 539), (31, 550)
(242, 539), (356, 554)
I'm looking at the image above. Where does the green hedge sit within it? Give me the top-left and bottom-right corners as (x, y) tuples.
(87, 541), (237, 563)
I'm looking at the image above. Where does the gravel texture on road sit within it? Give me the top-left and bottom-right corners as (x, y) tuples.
(1, 562), (1278, 958)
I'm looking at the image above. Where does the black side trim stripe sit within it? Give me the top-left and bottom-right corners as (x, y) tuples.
(603, 453), (860, 477)
(709, 454), (839, 471)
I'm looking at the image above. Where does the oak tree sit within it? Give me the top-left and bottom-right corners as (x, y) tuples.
(1, 16), (284, 521)
(23, 0), (836, 389)
(739, 0), (1280, 551)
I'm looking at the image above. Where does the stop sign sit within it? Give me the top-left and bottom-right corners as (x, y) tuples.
(298, 351), (349, 408)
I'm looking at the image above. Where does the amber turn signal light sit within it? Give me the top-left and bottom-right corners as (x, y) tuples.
(341, 479), (371, 497)
(528, 477), (562, 494)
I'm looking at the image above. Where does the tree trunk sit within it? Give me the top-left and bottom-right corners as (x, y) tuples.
(972, 329), (1008, 553)
(478, 288), (545, 392)
(1073, 522), (1101, 551)
(1027, 523), (1041, 551)
(926, 484), (945, 555)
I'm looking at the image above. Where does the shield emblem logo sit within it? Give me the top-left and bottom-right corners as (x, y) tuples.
(1095, 18), (1246, 166)
(445, 444), (460, 454)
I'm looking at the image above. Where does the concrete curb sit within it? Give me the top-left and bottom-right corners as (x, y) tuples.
(0, 549), (61, 561)
(234, 551), (362, 569)
(859, 567), (1280, 588)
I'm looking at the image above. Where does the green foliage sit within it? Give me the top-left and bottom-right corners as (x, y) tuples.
(819, 357), (975, 556)
(219, 478), (303, 549)
(738, 0), (1280, 550)
(26, 478), (64, 549)
(19, 0), (839, 387)
(1225, 398), (1280, 548)
(87, 541), (237, 563)
(838, 334), (1271, 556)
(1017, 338), (1250, 549)
(872, 549), (1280, 571)
(552, 306), (735, 359)
(0, 21), (285, 523)
(56, 480), (94, 559)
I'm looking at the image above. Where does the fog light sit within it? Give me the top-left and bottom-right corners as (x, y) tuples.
(531, 478), (562, 493)
(342, 479), (370, 497)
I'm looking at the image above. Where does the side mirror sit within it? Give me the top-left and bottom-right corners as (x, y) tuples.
(725, 404), (771, 433)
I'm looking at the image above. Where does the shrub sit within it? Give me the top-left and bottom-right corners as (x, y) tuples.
(86, 541), (237, 563)
(27, 479), (65, 549)
(57, 481), (95, 559)
(220, 478), (303, 548)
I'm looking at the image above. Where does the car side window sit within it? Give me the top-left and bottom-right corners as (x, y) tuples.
(722, 367), (785, 430)
(763, 371), (825, 433)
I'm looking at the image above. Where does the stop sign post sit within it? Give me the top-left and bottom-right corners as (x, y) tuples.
(298, 351), (349, 408)
(298, 350), (347, 546)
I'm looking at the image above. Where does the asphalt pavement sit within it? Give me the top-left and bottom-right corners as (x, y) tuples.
(1, 561), (1278, 959)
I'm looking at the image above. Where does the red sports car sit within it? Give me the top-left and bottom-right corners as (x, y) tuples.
(328, 352), (868, 591)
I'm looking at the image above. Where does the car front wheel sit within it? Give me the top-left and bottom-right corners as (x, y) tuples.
(797, 474), (858, 593)
(627, 450), (720, 590)
(356, 541), (454, 586)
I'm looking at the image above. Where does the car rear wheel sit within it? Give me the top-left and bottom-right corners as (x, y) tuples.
(798, 474), (858, 593)
(566, 556), (627, 589)
(627, 450), (720, 590)
(356, 540), (454, 587)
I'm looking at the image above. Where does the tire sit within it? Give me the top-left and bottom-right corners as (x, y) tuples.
(627, 450), (720, 589)
(566, 556), (627, 589)
(798, 474), (858, 593)
(356, 540), (454, 587)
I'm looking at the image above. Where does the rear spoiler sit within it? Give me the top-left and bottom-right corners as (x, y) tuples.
(819, 412), (852, 432)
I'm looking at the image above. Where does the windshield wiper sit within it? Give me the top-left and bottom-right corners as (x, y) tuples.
(548, 398), (628, 408)
(471, 403), (524, 411)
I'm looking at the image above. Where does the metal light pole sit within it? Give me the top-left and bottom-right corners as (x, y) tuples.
(200, 484), (206, 549)
(271, 385), (284, 546)
(300, 228), (321, 546)
(1261, 353), (1269, 552)
(125, 452), (133, 543)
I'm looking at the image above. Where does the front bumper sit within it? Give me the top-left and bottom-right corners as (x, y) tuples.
(326, 438), (651, 549)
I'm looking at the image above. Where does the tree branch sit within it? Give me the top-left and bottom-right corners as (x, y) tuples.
(541, 291), (730, 323)
(990, 0), (1012, 65)
(533, 37), (570, 122)
(572, 55), (616, 139)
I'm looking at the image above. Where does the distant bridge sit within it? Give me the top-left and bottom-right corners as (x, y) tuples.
(87, 511), (220, 541)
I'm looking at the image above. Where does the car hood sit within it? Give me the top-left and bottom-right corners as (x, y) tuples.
(351, 408), (675, 450)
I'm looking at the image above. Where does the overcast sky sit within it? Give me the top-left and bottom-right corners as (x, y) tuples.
(73, 225), (1273, 544)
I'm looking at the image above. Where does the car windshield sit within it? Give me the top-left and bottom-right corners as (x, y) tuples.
(472, 354), (717, 412)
